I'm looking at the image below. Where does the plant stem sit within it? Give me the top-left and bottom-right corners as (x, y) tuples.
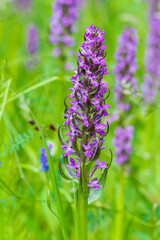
(115, 168), (125, 240)
(77, 155), (89, 240)
(77, 181), (88, 240)
(151, 204), (157, 240)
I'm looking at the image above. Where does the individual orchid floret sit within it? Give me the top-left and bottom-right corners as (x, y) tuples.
(49, 0), (79, 58)
(113, 126), (134, 165)
(88, 178), (102, 191)
(95, 160), (109, 171)
(65, 157), (80, 177)
(114, 26), (138, 111)
(142, 7), (160, 103)
(59, 24), (112, 192)
(39, 142), (53, 172)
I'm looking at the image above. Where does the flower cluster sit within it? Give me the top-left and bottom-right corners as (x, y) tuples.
(142, 8), (160, 103)
(59, 25), (111, 191)
(114, 26), (138, 111)
(113, 27), (136, 166)
(149, 0), (159, 16)
(39, 142), (53, 172)
(26, 24), (39, 68)
(27, 24), (39, 56)
(49, 0), (79, 57)
(11, 0), (31, 10)
(113, 126), (134, 165)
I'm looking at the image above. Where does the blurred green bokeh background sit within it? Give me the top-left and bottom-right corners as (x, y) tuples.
(0, 0), (160, 239)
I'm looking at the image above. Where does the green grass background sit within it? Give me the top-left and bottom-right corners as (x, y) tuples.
(0, 0), (160, 239)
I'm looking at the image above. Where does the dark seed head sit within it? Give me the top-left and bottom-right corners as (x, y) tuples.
(28, 120), (35, 125)
(35, 126), (39, 131)
(50, 124), (56, 131)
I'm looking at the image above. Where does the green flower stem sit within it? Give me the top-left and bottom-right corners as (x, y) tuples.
(151, 204), (157, 240)
(78, 177), (88, 240)
(78, 189), (88, 240)
(77, 152), (89, 240)
(115, 167), (125, 240)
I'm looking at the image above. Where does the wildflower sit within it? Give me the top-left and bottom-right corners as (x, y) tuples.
(149, 0), (159, 16)
(59, 25), (111, 191)
(49, 0), (79, 57)
(39, 142), (53, 172)
(114, 26), (138, 111)
(142, 9), (160, 103)
(26, 24), (39, 68)
(27, 24), (39, 56)
(88, 178), (102, 191)
(65, 157), (80, 177)
(11, 0), (31, 10)
(113, 126), (134, 165)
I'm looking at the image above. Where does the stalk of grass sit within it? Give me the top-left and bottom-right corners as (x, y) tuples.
(0, 79), (11, 121)
(4, 113), (36, 195)
(4, 76), (59, 106)
(30, 110), (70, 240)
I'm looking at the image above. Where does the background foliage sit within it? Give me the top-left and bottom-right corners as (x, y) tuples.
(0, 0), (160, 239)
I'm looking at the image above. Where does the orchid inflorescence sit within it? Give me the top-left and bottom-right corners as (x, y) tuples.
(26, 24), (39, 68)
(113, 27), (137, 165)
(49, 0), (79, 58)
(58, 24), (112, 192)
(114, 26), (138, 112)
(27, 24), (39, 56)
(113, 126), (134, 165)
(11, 0), (31, 10)
(142, 6), (160, 103)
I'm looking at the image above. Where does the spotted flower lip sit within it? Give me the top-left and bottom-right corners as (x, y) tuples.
(59, 24), (111, 191)
(114, 26), (138, 111)
(87, 178), (102, 190)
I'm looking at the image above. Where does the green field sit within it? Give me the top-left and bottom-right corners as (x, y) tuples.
(0, 0), (160, 239)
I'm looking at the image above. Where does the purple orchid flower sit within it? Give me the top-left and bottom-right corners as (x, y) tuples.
(59, 25), (111, 191)
(113, 126), (134, 165)
(114, 26), (138, 111)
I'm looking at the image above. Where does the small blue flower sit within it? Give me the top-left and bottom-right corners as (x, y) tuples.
(39, 142), (53, 172)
